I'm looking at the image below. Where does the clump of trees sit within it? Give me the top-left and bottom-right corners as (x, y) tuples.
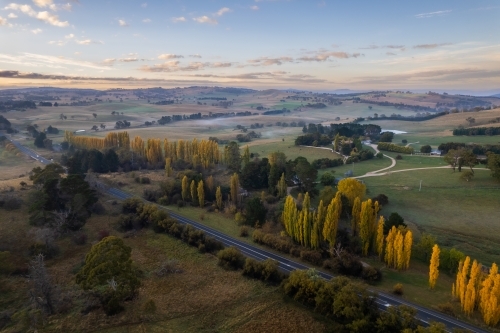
(377, 142), (414, 154)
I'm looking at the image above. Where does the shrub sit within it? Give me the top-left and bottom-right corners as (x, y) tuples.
(134, 177), (141, 183)
(91, 202), (106, 215)
(242, 258), (284, 283)
(143, 189), (161, 202)
(361, 266), (382, 283)
(98, 230), (110, 241)
(393, 283), (404, 295)
(239, 226), (249, 237)
(204, 237), (224, 254)
(437, 302), (455, 317)
(158, 196), (169, 206)
(328, 252), (363, 277)
(395, 154), (403, 160)
(29, 243), (58, 259)
(140, 177), (151, 184)
(177, 200), (185, 208)
(372, 194), (389, 206)
(376, 152), (383, 159)
(1, 196), (22, 210)
(217, 247), (245, 270)
(300, 250), (324, 266)
(143, 299), (157, 315)
(117, 214), (138, 231)
(420, 145), (432, 153)
(72, 232), (88, 245)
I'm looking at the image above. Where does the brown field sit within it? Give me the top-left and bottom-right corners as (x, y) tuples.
(0, 189), (331, 333)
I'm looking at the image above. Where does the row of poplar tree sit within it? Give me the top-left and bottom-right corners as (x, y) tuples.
(282, 178), (413, 270)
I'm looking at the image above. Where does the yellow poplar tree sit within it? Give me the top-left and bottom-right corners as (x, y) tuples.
(197, 180), (205, 208)
(337, 178), (366, 206)
(385, 226), (396, 267)
(376, 216), (385, 260)
(242, 145), (250, 165)
(230, 173), (239, 205)
(403, 230), (413, 270)
(359, 199), (373, 256)
(455, 256), (471, 304)
(190, 180), (197, 204)
(479, 263), (499, 326)
(464, 260), (481, 316)
(206, 175), (214, 198)
(322, 195), (340, 248)
(181, 176), (189, 202)
(351, 197), (361, 236)
(429, 244), (440, 289)
(215, 186), (223, 211)
(277, 173), (287, 198)
(394, 231), (404, 270)
(165, 158), (172, 177)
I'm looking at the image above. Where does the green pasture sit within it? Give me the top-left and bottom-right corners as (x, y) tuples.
(248, 139), (342, 161)
(362, 168), (500, 265)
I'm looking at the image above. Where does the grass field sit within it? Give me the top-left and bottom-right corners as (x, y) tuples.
(0, 190), (332, 333)
(362, 168), (500, 265)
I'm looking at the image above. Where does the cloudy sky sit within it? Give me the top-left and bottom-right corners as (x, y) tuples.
(0, 0), (499, 91)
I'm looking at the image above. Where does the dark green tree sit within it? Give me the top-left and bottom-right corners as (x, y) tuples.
(224, 141), (242, 174)
(34, 132), (47, 148)
(76, 236), (140, 315)
(244, 197), (268, 226)
(294, 158), (318, 194)
(320, 171), (335, 186)
(379, 132), (394, 143)
(384, 212), (406, 234)
(420, 145), (432, 153)
(487, 153), (500, 181)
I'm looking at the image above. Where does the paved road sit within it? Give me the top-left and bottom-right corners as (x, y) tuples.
(4, 135), (488, 333)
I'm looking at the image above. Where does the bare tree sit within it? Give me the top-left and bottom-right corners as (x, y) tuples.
(29, 254), (56, 315)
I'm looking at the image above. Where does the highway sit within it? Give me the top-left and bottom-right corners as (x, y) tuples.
(4, 134), (487, 333)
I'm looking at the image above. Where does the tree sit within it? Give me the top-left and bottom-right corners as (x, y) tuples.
(230, 173), (240, 205)
(93, 113), (97, 119)
(420, 145), (432, 153)
(320, 171), (335, 186)
(376, 305), (419, 332)
(190, 180), (197, 205)
(333, 133), (340, 152)
(197, 180), (205, 207)
(181, 176), (189, 202)
(414, 233), (436, 262)
(216, 186), (223, 210)
(322, 192), (341, 248)
(376, 216), (385, 260)
(76, 236), (140, 315)
(242, 145), (250, 166)
(34, 132), (47, 148)
(224, 141), (241, 173)
(277, 172), (287, 198)
(319, 186), (335, 206)
(487, 153), (500, 181)
(245, 197), (267, 226)
(379, 132), (394, 142)
(429, 244), (440, 289)
(29, 254), (57, 315)
(460, 170), (474, 182)
(295, 158), (317, 193)
(337, 178), (366, 207)
(384, 212), (406, 234)
(359, 199), (374, 256)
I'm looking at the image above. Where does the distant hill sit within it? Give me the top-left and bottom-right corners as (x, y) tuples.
(492, 94), (500, 98)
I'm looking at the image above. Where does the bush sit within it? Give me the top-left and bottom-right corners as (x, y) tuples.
(177, 200), (185, 208)
(437, 302), (455, 317)
(239, 226), (249, 237)
(420, 145), (432, 153)
(158, 196), (169, 206)
(242, 258), (284, 283)
(361, 266), (382, 282)
(217, 247), (245, 270)
(376, 152), (383, 159)
(98, 230), (110, 241)
(393, 283), (404, 295)
(377, 142), (413, 154)
(327, 252), (363, 277)
(140, 177), (151, 184)
(72, 232), (88, 245)
(372, 194), (389, 206)
(91, 202), (106, 215)
(396, 154), (403, 160)
(300, 250), (324, 266)
(117, 214), (138, 231)
(1, 196), (22, 210)
(29, 243), (58, 259)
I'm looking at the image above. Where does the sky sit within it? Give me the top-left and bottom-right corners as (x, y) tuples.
(0, 0), (499, 92)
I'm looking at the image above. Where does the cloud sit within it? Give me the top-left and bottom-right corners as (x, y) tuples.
(212, 62), (232, 68)
(142, 18), (151, 23)
(0, 16), (6, 26)
(172, 16), (186, 23)
(247, 56), (293, 66)
(31, 28), (42, 34)
(65, 33), (74, 39)
(118, 19), (128, 26)
(76, 39), (104, 45)
(298, 52), (362, 61)
(413, 43), (452, 49)
(187, 71), (327, 83)
(215, 7), (231, 16)
(361, 44), (405, 50)
(0, 52), (111, 70)
(158, 54), (184, 60)
(386, 52), (396, 56)
(33, 0), (53, 8)
(250, 5), (259, 10)
(415, 10), (452, 18)
(5, 4), (69, 27)
(141, 3), (147, 8)
(193, 16), (217, 24)
(102, 58), (116, 65)
(8, 13), (18, 18)
(119, 58), (138, 62)
(189, 54), (202, 58)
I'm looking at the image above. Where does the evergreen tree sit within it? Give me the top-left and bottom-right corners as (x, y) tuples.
(429, 244), (440, 289)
